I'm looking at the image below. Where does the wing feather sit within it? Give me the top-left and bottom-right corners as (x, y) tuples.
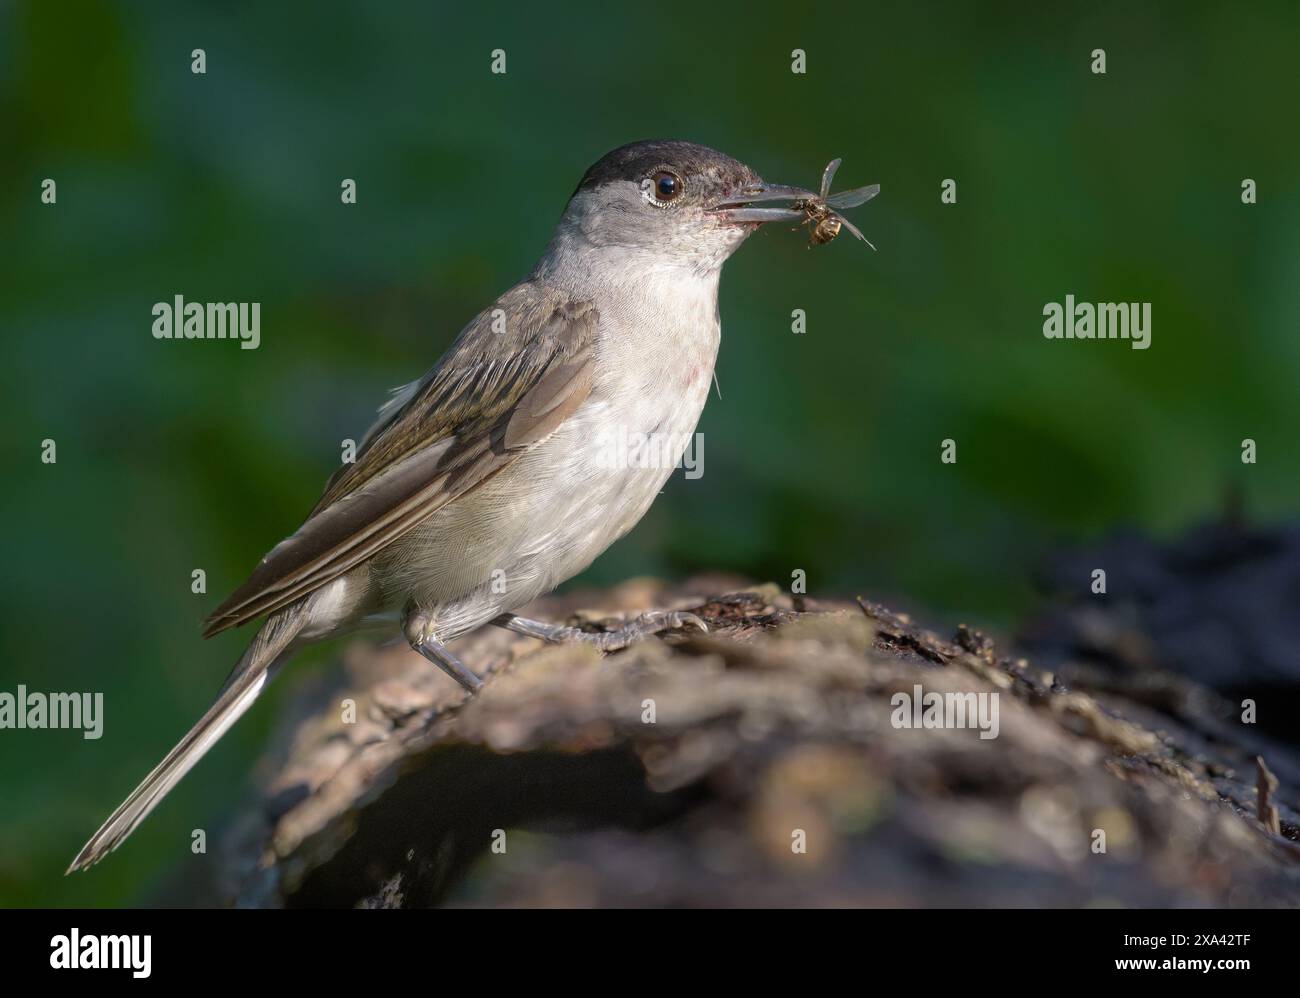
(202, 283), (598, 637)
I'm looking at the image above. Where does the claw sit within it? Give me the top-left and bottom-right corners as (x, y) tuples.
(668, 611), (709, 634)
(591, 609), (708, 651)
(495, 609), (709, 653)
(594, 611), (699, 650)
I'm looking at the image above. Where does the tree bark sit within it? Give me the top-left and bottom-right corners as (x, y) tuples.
(216, 575), (1300, 907)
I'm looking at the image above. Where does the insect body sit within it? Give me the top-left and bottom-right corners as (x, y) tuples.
(802, 200), (843, 246)
(795, 158), (879, 249)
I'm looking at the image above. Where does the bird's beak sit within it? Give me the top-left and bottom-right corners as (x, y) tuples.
(711, 181), (816, 224)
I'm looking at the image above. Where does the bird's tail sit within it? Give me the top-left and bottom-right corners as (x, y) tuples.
(66, 606), (308, 874)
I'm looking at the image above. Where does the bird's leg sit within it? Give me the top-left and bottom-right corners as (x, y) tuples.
(492, 610), (707, 652)
(402, 602), (483, 693)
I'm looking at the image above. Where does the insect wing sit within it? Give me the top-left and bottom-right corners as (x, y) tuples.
(833, 211), (876, 250)
(819, 158), (842, 199)
(826, 183), (880, 210)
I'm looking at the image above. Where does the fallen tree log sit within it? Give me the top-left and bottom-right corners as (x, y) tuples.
(215, 575), (1300, 907)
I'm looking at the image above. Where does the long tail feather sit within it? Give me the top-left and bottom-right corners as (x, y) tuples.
(66, 606), (307, 873)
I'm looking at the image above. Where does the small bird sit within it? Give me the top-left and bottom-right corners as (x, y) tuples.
(68, 140), (833, 872)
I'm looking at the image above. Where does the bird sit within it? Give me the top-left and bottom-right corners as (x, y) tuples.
(68, 139), (827, 873)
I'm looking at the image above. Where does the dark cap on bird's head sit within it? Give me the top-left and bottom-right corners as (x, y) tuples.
(574, 139), (761, 198)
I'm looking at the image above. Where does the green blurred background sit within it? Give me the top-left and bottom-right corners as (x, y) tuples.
(2, 0), (1297, 905)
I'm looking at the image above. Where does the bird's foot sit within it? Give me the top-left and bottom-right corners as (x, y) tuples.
(494, 609), (708, 652)
(403, 603), (483, 693)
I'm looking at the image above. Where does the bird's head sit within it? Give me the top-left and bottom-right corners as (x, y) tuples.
(555, 139), (813, 274)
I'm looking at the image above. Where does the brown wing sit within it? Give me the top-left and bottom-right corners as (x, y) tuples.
(202, 283), (598, 638)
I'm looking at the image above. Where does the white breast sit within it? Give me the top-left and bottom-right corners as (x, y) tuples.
(383, 266), (723, 638)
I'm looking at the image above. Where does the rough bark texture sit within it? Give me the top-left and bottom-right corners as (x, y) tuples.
(216, 560), (1300, 908)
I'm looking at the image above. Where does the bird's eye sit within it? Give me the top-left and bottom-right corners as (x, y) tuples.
(650, 170), (683, 203)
